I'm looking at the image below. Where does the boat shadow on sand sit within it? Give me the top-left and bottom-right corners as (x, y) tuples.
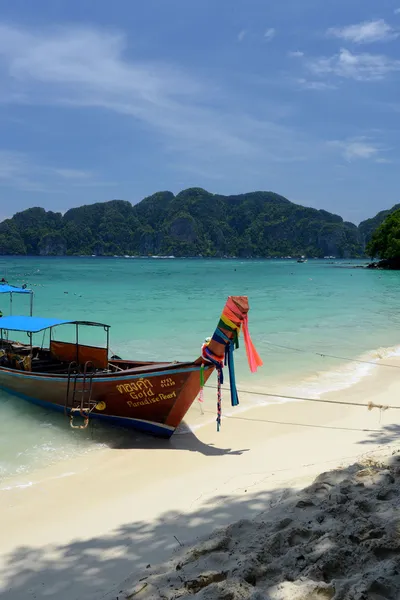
(0, 391), (248, 457)
(105, 426), (249, 456)
(65, 411), (248, 456)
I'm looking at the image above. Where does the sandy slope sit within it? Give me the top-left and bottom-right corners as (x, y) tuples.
(121, 450), (400, 600)
(0, 355), (400, 599)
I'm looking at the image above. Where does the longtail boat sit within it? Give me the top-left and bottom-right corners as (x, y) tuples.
(0, 292), (262, 438)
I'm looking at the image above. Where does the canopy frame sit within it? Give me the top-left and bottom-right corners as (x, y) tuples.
(0, 317), (111, 363)
(0, 284), (33, 316)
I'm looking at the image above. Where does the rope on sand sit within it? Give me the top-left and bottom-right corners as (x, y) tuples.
(202, 339), (399, 414)
(368, 401), (389, 412)
(204, 386), (397, 411)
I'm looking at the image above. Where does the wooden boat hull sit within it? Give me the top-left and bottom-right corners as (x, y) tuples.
(0, 296), (255, 437)
(0, 363), (214, 438)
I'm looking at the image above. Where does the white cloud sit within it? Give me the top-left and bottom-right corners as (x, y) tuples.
(0, 151), (51, 192)
(288, 51), (304, 58)
(264, 28), (276, 41)
(327, 19), (398, 44)
(395, 8), (400, 15)
(308, 48), (400, 81)
(53, 168), (94, 180)
(237, 28), (275, 43)
(344, 141), (378, 160)
(0, 149), (106, 192)
(0, 23), (314, 178)
(0, 150), (24, 180)
(296, 78), (336, 91)
(328, 137), (382, 161)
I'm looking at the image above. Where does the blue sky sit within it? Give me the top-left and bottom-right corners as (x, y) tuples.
(0, 0), (399, 223)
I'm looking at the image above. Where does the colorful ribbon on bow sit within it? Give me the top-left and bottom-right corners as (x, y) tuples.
(225, 340), (239, 406)
(198, 363), (205, 404)
(224, 297), (263, 373)
(200, 296), (262, 431)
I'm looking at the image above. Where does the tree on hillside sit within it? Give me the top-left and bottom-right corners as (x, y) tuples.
(359, 203), (400, 245)
(367, 209), (400, 265)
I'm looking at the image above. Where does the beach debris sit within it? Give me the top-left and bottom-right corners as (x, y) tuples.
(125, 582), (148, 598)
(176, 534), (231, 571)
(174, 535), (184, 547)
(185, 571), (228, 593)
(368, 401), (389, 412)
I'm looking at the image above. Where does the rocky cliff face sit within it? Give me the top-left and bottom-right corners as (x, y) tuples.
(316, 223), (360, 258)
(139, 231), (164, 255)
(38, 233), (67, 256)
(169, 217), (198, 243)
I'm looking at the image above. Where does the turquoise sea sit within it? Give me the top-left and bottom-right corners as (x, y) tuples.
(1, 256), (400, 483)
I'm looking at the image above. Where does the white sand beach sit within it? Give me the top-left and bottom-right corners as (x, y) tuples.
(1, 354), (400, 599)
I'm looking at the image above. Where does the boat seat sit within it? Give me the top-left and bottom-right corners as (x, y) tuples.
(31, 361), (70, 372)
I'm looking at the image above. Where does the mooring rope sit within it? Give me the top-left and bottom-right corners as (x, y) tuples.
(204, 385), (396, 411)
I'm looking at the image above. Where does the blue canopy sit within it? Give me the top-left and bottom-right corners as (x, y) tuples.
(0, 316), (109, 333)
(0, 284), (32, 294)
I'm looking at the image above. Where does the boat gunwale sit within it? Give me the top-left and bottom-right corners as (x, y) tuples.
(0, 362), (212, 381)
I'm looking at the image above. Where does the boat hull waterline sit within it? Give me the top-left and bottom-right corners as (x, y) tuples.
(0, 363), (214, 438)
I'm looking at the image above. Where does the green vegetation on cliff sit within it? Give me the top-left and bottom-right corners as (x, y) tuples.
(367, 209), (400, 267)
(359, 204), (400, 246)
(0, 188), (367, 257)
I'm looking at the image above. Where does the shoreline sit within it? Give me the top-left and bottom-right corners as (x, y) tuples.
(1, 351), (400, 598)
(1, 340), (398, 485)
(0, 255), (369, 260)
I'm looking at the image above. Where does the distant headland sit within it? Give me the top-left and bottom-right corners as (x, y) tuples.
(0, 188), (397, 259)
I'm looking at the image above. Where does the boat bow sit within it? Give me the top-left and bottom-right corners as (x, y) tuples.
(198, 295), (263, 429)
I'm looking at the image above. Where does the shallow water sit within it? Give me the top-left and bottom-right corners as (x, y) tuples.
(0, 256), (399, 481)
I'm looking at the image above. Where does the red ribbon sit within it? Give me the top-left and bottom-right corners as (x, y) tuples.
(242, 314), (263, 373)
